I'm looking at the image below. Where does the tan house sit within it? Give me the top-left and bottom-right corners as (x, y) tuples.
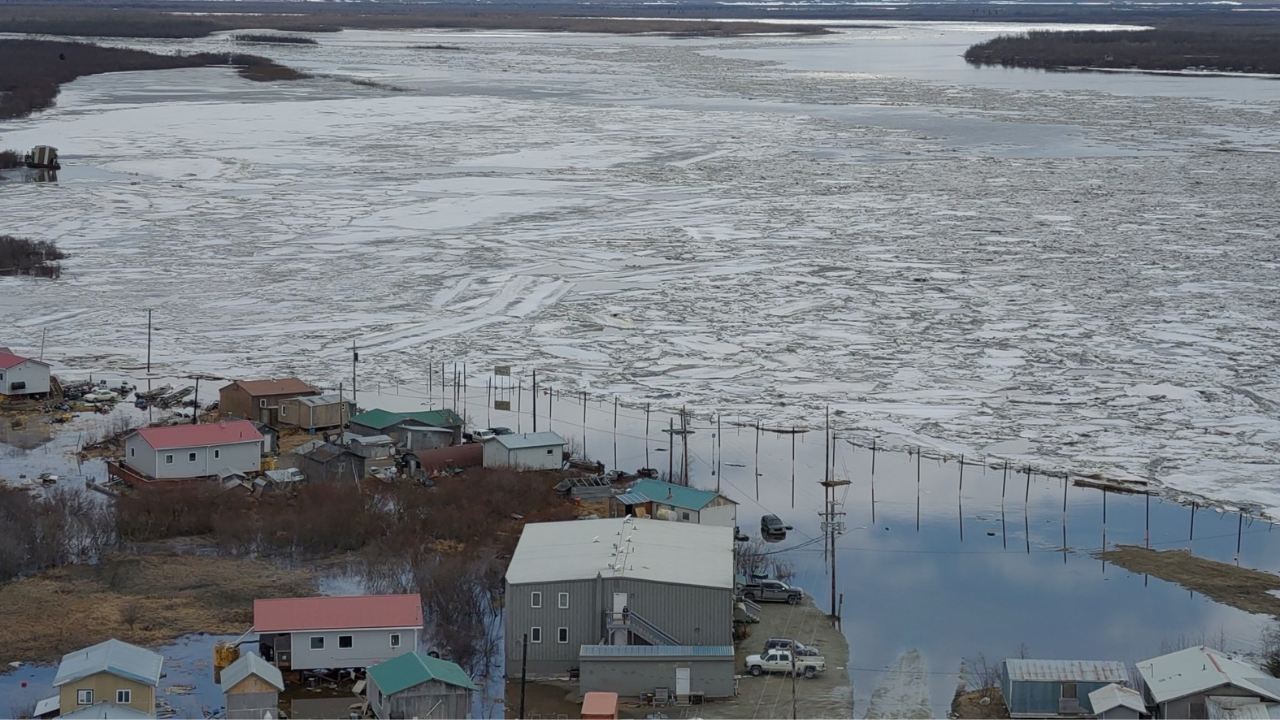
(277, 393), (353, 432)
(53, 639), (162, 718)
(219, 378), (319, 426)
(220, 651), (285, 719)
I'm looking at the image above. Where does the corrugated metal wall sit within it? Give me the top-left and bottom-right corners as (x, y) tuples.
(580, 656), (735, 698)
(1007, 680), (1118, 715)
(504, 577), (733, 678)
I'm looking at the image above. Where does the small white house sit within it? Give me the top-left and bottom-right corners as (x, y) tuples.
(123, 420), (263, 480)
(0, 348), (52, 397)
(254, 594), (423, 672)
(482, 432), (567, 471)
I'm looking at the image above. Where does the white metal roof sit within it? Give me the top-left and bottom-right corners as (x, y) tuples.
(505, 517), (733, 589)
(295, 393), (343, 406)
(219, 651), (285, 693)
(1004, 659), (1128, 683)
(496, 431), (567, 450)
(1206, 697), (1280, 720)
(34, 696), (59, 717)
(53, 639), (163, 688)
(1137, 646), (1280, 705)
(1088, 684), (1147, 716)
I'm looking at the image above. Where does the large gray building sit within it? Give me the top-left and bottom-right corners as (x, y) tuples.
(503, 517), (735, 696)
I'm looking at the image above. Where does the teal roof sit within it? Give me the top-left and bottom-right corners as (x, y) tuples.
(349, 408), (463, 430)
(630, 479), (731, 511)
(367, 652), (477, 696)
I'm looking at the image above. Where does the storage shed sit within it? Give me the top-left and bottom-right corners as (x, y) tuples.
(1089, 683), (1149, 719)
(580, 691), (619, 719)
(366, 651), (477, 720)
(219, 651), (284, 720)
(277, 393), (353, 432)
(1001, 659), (1129, 717)
(483, 431), (567, 471)
(579, 645), (736, 699)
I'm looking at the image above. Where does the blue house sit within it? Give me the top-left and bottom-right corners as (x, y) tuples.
(1001, 659), (1130, 717)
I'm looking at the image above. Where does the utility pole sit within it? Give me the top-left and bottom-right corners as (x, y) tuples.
(820, 412), (850, 624)
(791, 650), (798, 720)
(519, 633), (529, 720)
(146, 309), (152, 373)
(39, 327), (46, 361)
(668, 417), (674, 482)
(191, 377), (199, 425)
(351, 340), (358, 410)
(680, 405), (689, 485)
(532, 370), (538, 433)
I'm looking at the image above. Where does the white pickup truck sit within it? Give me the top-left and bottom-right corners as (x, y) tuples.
(744, 649), (826, 679)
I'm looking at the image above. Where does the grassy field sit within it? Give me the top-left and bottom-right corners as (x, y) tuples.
(0, 553), (315, 666)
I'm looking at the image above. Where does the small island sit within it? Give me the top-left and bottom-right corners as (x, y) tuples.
(0, 39), (308, 120)
(964, 27), (1280, 75)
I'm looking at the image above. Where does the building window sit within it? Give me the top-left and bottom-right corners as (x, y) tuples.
(390, 633), (401, 648)
(558, 592), (569, 609)
(188, 452), (197, 462)
(531, 591), (542, 608)
(129, 447), (135, 458)
(310, 636), (324, 650)
(165, 454), (174, 464)
(214, 449), (220, 459)
(530, 627), (542, 643)
(1062, 683), (1077, 699)
(339, 635), (353, 649)
(77, 690), (93, 705)
(546, 448), (554, 455)
(281, 405), (288, 417)
(681, 511), (690, 521)
(116, 690), (131, 704)
(260, 399), (267, 408)
(558, 627), (568, 644)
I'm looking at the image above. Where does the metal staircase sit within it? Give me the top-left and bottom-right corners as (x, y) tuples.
(604, 609), (681, 646)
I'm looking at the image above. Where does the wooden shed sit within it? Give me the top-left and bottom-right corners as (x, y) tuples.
(366, 651), (476, 719)
(220, 651), (284, 719)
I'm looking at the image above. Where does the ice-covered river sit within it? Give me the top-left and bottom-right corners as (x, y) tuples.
(2, 23), (1279, 517)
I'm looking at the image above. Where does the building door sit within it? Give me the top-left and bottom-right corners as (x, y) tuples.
(611, 592), (629, 646)
(675, 667), (691, 697)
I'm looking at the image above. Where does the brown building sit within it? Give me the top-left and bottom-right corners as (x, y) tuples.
(219, 378), (319, 426)
(277, 393), (354, 432)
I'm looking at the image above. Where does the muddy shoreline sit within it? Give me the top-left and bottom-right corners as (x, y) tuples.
(1098, 545), (1280, 617)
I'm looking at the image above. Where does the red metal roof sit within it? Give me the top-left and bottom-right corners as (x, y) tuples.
(0, 351), (46, 369)
(135, 420), (263, 450)
(253, 595), (423, 633)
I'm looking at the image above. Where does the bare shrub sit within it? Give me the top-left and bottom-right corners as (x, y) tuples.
(1260, 622), (1280, 677)
(965, 653), (1002, 692)
(120, 600), (142, 630)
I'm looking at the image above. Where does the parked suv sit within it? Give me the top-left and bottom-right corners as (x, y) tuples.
(761, 514), (792, 536)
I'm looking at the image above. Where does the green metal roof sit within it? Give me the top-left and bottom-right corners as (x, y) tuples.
(631, 478), (731, 511)
(367, 652), (477, 696)
(349, 408), (463, 430)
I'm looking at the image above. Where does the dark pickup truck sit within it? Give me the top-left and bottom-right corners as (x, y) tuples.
(761, 514), (792, 536)
(741, 579), (804, 604)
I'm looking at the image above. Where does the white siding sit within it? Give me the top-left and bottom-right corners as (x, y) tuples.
(287, 628), (420, 671)
(0, 360), (51, 396)
(126, 438), (261, 480)
(484, 444), (563, 471)
(124, 434), (159, 478)
(698, 504), (737, 528)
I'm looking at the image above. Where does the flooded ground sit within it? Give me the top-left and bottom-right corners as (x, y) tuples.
(0, 23), (1277, 517)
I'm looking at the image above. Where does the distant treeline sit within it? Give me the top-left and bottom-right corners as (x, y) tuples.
(0, 3), (827, 39)
(0, 39), (307, 119)
(964, 28), (1280, 74)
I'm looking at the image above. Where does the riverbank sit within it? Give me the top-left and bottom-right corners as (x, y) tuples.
(1098, 545), (1280, 617)
(0, 38), (306, 119)
(0, 553), (314, 668)
(964, 26), (1280, 76)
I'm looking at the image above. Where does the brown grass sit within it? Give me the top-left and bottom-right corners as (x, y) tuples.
(1099, 545), (1280, 616)
(0, 553), (315, 665)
